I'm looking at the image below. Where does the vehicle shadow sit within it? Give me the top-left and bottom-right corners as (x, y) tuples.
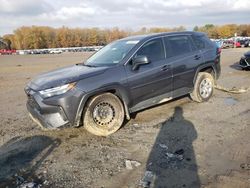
(128, 95), (190, 121)
(230, 62), (242, 71)
(143, 107), (200, 188)
(0, 135), (61, 187)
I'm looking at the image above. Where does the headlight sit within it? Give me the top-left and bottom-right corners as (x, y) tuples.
(39, 82), (76, 98)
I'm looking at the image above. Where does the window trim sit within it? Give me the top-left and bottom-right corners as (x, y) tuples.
(191, 35), (206, 50)
(124, 36), (165, 66)
(134, 38), (165, 62)
(164, 35), (196, 57)
(124, 34), (194, 66)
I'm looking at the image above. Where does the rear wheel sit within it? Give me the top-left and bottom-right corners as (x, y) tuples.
(190, 72), (214, 103)
(83, 93), (124, 136)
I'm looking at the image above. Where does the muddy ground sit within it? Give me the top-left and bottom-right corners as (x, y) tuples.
(0, 49), (249, 188)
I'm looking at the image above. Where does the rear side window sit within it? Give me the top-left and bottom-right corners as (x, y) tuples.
(166, 35), (194, 56)
(136, 38), (165, 61)
(192, 35), (213, 50)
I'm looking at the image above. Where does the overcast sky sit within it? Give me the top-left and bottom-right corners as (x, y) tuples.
(0, 0), (249, 35)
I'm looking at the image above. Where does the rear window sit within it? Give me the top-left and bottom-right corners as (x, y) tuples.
(166, 35), (194, 56)
(192, 35), (213, 50)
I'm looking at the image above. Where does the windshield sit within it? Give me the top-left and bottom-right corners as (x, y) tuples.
(85, 39), (139, 66)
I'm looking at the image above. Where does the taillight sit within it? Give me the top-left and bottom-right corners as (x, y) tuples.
(217, 47), (221, 54)
(215, 47), (221, 64)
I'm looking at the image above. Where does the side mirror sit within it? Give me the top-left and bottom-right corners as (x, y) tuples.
(132, 55), (150, 71)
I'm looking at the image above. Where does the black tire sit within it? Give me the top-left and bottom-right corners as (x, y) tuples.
(83, 93), (124, 136)
(190, 72), (214, 103)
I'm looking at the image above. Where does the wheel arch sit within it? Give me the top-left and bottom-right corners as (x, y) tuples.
(73, 85), (131, 127)
(193, 64), (216, 85)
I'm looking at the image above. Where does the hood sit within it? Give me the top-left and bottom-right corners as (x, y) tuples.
(28, 64), (108, 91)
(244, 51), (250, 57)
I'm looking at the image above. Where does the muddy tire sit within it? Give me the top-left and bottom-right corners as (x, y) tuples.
(83, 93), (124, 136)
(190, 72), (214, 103)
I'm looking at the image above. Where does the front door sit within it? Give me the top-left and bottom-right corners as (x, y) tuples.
(125, 38), (173, 107)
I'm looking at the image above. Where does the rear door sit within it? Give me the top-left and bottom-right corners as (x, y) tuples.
(125, 37), (173, 106)
(164, 35), (203, 97)
(192, 34), (221, 77)
(192, 33), (216, 64)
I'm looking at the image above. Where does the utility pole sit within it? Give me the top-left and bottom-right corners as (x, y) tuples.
(234, 33), (237, 48)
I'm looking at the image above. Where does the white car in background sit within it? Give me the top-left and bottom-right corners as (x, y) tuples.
(49, 49), (63, 54)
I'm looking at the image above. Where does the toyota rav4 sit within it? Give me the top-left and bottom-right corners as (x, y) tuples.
(25, 31), (221, 136)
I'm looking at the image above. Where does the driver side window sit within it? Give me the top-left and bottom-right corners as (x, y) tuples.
(135, 38), (165, 62)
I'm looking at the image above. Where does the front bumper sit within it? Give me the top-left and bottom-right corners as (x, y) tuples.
(25, 87), (85, 129)
(27, 99), (69, 129)
(239, 57), (250, 68)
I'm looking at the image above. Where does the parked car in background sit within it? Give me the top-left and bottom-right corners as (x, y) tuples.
(222, 40), (234, 48)
(214, 40), (223, 48)
(41, 50), (50, 54)
(238, 40), (248, 48)
(234, 41), (241, 48)
(25, 31), (221, 136)
(239, 51), (250, 70)
(241, 39), (250, 47)
(0, 49), (16, 55)
(31, 50), (41, 55)
(49, 49), (63, 54)
(221, 40), (244, 49)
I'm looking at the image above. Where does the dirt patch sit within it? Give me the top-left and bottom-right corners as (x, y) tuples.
(0, 135), (60, 187)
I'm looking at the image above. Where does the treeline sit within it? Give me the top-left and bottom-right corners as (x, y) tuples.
(194, 24), (250, 39)
(2, 24), (250, 50)
(2, 26), (185, 50)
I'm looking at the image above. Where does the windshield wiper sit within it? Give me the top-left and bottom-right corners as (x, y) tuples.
(84, 64), (97, 67)
(76, 63), (96, 67)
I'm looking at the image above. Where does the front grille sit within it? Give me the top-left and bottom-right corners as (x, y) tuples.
(25, 87), (40, 110)
(28, 97), (40, 110)
(246, 58), (250, 65)
(239, 58), (249, 67)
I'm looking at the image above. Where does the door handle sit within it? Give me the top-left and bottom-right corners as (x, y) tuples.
(161, 65), (170, 71)
(194, 55), (201, 60)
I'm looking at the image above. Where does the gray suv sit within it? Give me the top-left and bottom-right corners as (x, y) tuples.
(25, 31), (221, 136)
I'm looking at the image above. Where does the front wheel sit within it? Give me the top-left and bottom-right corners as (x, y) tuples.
(83, 93), (125, 136)
(190, 72), (214, 103)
